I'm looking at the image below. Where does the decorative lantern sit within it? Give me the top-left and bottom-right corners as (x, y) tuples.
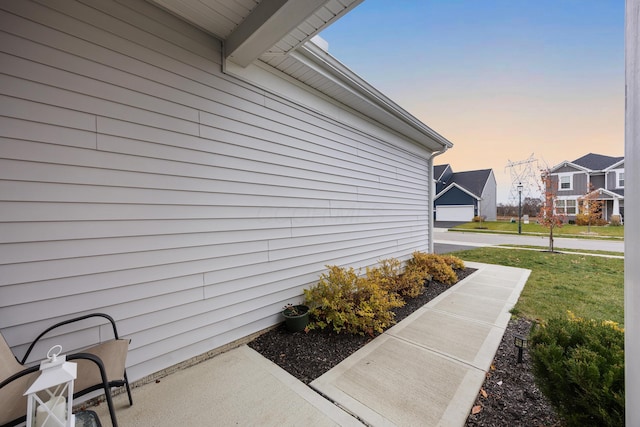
(24, 345), (77, 427)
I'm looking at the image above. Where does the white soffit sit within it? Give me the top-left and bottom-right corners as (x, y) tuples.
(147, 0), (362, 65)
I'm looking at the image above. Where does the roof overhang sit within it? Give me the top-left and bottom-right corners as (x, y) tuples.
(579, 188), (625, 200)
(288, 42), (453, 152)
(224, 0), (330, 67)
(605, 159), (625, 170)
(434, 183), (481, 201)
(549, 160), (591, 173)
(147, 0), (453, 153)
(148, 0), (364, 65)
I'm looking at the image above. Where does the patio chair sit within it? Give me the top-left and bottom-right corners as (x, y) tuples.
(0, 313), (132, 427)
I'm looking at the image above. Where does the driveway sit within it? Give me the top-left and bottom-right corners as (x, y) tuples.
(434, 230), (624, 253)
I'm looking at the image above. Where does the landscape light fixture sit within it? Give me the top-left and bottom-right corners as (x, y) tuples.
(514, 334), (528, 364)
(517, 182), (523, 235)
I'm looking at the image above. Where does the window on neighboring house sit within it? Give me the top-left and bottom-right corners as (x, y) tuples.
(556, 199), (577, 215)
(559, 175), (571, 190)
(618, 172), (624, 188)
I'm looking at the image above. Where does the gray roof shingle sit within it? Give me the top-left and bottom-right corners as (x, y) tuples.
(449, 169), (492, 198)
(572, 153), (624, 171)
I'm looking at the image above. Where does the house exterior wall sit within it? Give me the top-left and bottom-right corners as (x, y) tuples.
(479, 171), (497, 221)
(607, 170), (617, 189)
(608, 168), (625, 190)
(0, 0), (434, 382)
(590, 174), (605, 190)
(556, 172), (588, 196)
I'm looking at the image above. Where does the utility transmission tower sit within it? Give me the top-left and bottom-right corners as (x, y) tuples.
(505, 154), (543, 205)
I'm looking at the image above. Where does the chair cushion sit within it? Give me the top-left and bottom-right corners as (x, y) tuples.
(0, 333), (37, 425)
(75, 339), (129, 393)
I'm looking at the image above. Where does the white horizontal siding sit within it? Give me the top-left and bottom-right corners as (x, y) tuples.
(0, 0), (433, 381)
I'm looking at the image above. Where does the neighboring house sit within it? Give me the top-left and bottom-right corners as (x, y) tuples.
(0, 1), (453, 384)
(547, 153), (624, 221)
(433, 165), (497, 221)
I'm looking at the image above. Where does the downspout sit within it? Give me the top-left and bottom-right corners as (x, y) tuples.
(428, 147), (449, 253)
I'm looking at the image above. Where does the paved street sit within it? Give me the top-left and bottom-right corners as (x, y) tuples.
(434, 229), (624, 253)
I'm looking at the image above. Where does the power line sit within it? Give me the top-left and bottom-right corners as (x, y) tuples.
(505, 154), (544, 205)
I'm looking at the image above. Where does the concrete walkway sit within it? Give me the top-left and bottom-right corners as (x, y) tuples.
(93, 262), (529, 427)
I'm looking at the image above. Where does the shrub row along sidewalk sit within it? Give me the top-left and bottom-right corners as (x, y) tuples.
(304, 252), (465, 336)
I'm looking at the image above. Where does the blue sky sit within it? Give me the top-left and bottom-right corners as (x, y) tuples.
(320, 0), (624, 203)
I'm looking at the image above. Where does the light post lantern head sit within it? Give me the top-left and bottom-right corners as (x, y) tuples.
(24, 345), (77, 427)
(514, 334), (528, 363)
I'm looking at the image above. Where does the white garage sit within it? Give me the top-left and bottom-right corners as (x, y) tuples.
(436, 205), (474, 222)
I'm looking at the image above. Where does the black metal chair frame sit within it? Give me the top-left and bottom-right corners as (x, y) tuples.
(1, 313), (133, 427)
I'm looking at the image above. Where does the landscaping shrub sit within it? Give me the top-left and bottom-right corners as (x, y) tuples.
(304, 265), (404, 336)
(366, 258), (424, 299)
(529, 312), (625, 427)
(610, 215), (622, 226)
(472, 215), (485, 222)
(439, 254), (465, 271)
(575, 213), (608, 227)
(407, 252), (457, 285)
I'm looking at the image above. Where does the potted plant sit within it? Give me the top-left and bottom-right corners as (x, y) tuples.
(282, 303), (310, 332)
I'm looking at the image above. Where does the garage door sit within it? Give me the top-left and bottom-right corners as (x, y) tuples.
(436, 205), (474, 222)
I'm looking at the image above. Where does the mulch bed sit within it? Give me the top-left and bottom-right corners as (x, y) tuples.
(248, 268), (560, 426)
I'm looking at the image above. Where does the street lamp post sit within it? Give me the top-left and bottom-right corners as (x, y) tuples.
(517, 182), (523, 234)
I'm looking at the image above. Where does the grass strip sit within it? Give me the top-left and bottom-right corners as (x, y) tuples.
(451, 247), (623, 325)
(452, 221), (624, 238)
(497, 244), (624, 257)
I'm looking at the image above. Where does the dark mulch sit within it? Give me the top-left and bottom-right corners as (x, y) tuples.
(466, 317), (560, 426)
(248, 268), (560, 426)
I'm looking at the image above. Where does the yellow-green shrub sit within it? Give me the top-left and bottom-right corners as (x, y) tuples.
(367, 258), (425, 298)
(403, 254), (433, 288)
(304, 265), (404, 336)
(440, 254), (465, 271)
(409, 252), (458, 285)
(575, 213), (607, 226)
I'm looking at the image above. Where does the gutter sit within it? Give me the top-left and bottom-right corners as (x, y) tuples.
(291, 42), (454, 153)
(428, 147), (449, 253)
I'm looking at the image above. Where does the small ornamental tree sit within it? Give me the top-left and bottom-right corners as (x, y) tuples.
(577, 183), (604, 232)
(539, 170), (565, 252)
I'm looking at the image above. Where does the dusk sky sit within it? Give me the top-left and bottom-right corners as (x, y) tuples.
(320, 0), (625, 204)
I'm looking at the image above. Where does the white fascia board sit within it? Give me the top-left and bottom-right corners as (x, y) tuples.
(225, 0), (328, 67)
(434, 182), (481, 201)
(549, 161), (591, 173)
(605, 159), (625, 171)
(434, 164), (451, 182)
(580, 188), (624, 200)
(289, 42), (453, 153)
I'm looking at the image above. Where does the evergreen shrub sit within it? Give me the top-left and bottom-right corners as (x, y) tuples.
(530, 312), (625, 427)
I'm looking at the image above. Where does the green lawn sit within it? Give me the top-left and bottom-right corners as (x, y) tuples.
(452, 221), (624, 238)
(498, 244), (624, 257)
(452, 247), (624, 325)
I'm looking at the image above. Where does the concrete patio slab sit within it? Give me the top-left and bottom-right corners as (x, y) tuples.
(92, 345), (362, 427)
